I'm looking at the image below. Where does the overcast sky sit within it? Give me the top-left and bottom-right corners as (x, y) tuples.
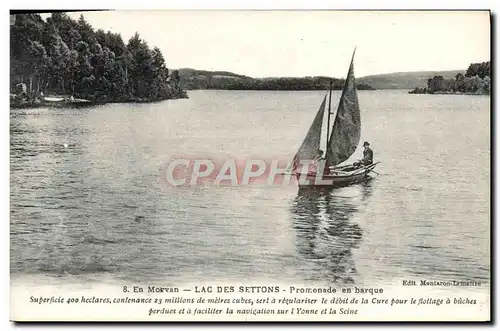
(56, 10), (491, 78)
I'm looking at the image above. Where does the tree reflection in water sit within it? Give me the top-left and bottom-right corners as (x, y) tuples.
(291, 182), (373, 285)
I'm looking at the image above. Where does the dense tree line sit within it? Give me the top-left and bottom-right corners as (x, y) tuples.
(180, 73), (374, 91)
(10, 13), (187, 103)
(410, 61), (490, 95)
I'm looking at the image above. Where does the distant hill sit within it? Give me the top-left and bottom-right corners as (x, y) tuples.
(177, 68), (465, 91)
(177, 68), (251, 80)
(177, 68), (374, 91)
(357, 70), (463, 90)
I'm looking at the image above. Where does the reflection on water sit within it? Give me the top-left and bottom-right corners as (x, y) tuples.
(10, 91), (490, 286)
(291, 183), (373, 285)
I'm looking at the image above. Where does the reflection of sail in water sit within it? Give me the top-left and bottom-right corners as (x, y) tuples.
(291, 183), (373, 285)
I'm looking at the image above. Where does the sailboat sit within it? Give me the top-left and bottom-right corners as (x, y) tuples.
(291, 49), (379, 188)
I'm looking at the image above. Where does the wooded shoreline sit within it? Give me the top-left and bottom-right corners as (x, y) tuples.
(10, 92), (189, 109)
(408, 61), (490, 95)
(10, 13), (189, 108)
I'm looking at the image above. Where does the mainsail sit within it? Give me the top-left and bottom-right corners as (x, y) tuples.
(291, 95), (327, 172)
(325, 51), (361, 168)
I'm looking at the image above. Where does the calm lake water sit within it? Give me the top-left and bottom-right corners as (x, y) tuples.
(10, 90), (490, 288)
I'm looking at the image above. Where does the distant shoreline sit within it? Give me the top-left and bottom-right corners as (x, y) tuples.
(183, 86), (375, 91)
(177, 68), (376, 91)
(407, 62), (490, 96)
(408, 90), (489, 96)
(177, 68), (482, 91)
(10, 92), (189, 109)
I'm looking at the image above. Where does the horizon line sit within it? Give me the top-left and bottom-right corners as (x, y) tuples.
(173, 66), (490, 79)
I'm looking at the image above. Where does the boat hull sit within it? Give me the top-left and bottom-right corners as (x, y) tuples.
(296, 163), (378, 188)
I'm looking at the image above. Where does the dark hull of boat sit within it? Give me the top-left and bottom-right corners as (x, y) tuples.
(297, 163), (378, 188)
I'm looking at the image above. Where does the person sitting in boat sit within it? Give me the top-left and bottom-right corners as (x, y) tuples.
(362, 141), (373, 165)
(313, 148), (324, 162)
(354, 141), (373, 167)
(309, 148), (324, 173)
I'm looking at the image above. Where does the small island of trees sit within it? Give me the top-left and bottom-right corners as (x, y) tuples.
(10, 13), (188, 108)
(409, 61), (490, 95)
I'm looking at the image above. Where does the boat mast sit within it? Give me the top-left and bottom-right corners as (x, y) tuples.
(326, 79), (333, 152)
